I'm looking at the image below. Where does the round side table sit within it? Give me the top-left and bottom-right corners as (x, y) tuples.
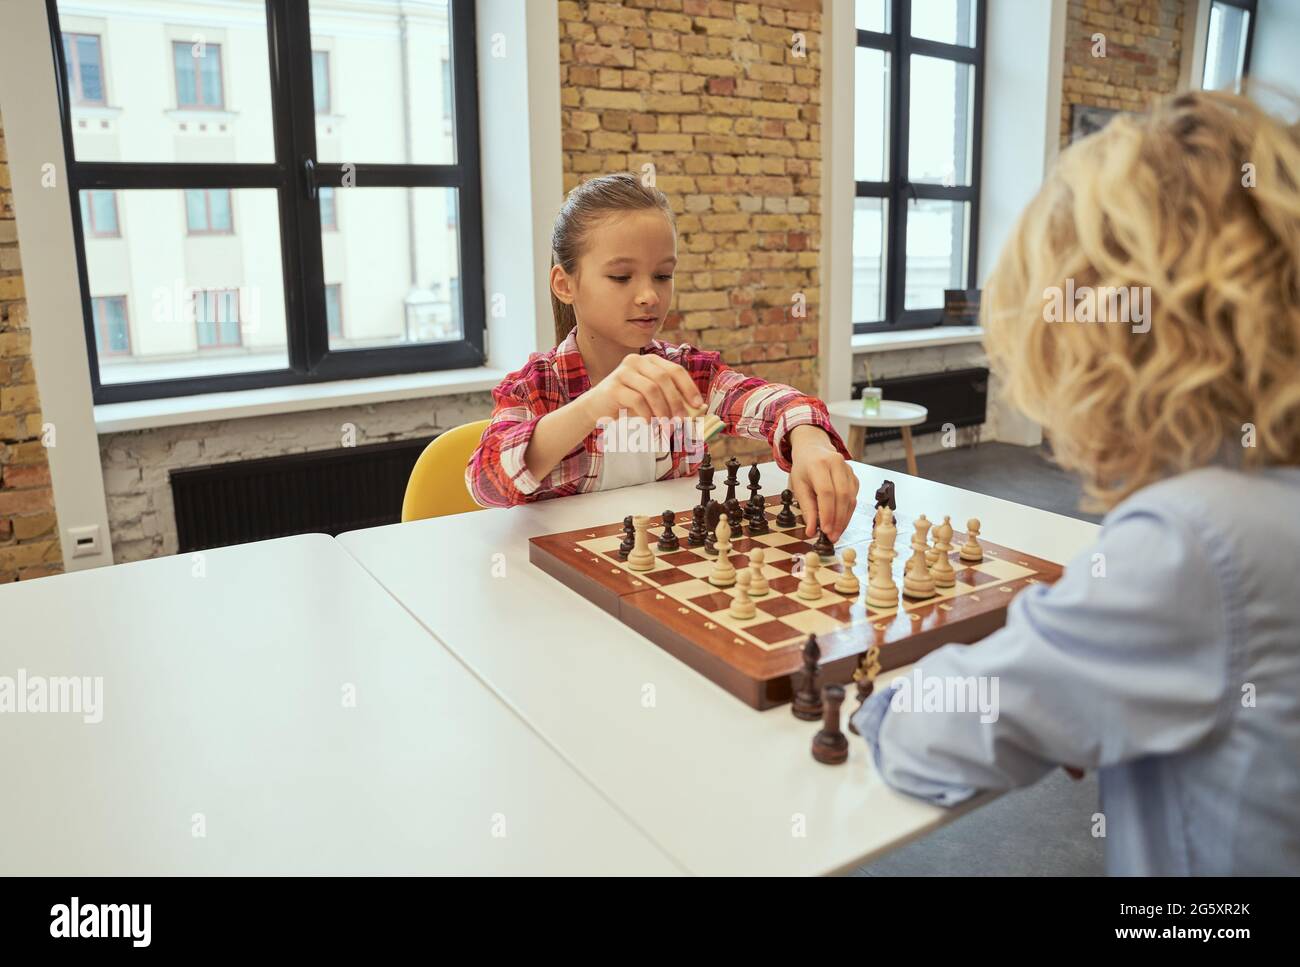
(827, 399), (929, 476)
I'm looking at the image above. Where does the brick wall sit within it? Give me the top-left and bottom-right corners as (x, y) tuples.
(0, 110), (63, 583)
(1060, 0), (1186, 146)
(99, 391), (492, 563)
(558, 0), (822, 463)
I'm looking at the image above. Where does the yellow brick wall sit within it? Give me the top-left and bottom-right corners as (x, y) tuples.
(1060, 0), (1187, 146)
(0, 110), (63, 582)
(558, 0), (823, 462)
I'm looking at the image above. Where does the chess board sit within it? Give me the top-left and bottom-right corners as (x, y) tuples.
(529, 493), (1065, 710)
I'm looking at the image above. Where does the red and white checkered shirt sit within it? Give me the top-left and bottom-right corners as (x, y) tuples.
(465, 328), (850, 508)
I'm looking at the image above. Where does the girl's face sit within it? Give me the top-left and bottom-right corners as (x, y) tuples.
(552, 209), (677, 352)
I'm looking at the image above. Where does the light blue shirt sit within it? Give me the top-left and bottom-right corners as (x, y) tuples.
(852, 465), (1300, 875)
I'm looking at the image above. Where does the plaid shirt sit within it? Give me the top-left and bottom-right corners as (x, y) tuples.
(466, 328), (850, 508)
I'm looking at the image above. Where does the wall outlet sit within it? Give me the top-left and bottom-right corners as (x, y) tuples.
(67, 525), (102, 559)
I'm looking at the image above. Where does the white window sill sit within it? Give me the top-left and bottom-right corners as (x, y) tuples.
(94, 366), (508, 434)
(852, 325), (985, 353)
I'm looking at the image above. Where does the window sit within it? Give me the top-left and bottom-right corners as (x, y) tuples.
(195, 290), (242, 348)
(319, 186), (338, 230)
(92, 296), (131, 356)
(79, 190), (120, 237)
(325, 284), (343, 339)
(184, 189), (234, 234)
(313, 50), (331, 113)
(62, 33), (106, 106)
(173, 40), (224, 109)
(1203, 0), (1255, 93)
(51, 0), (484, 403)
(853, 0), (985, 332)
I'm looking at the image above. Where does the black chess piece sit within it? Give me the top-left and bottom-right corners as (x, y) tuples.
(724, 456), (741, 504)
(848, 652), (875, 736)
(725, 496), (745, 533)
(687, 503), (707, 548)
(813, 529), (835, 559)
(875, 479), (896, 512)
(745, 462), (769, 535)
(696, 453), (716, 511)
(657, 510), (680, 551)
(704, 500), (723, 556)
(618, 515), (635, 560)
(791, 634), (823, 720)
(776, 489), (797, 529)
(811, 684), (849, 765)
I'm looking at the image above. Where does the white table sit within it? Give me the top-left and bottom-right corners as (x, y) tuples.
(339, 462), (1099, 875)
(0, 534), (681, 875)
(827, 399), (929, 475)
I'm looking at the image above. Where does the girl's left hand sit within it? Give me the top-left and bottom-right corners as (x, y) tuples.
(788, 426), (860, 543)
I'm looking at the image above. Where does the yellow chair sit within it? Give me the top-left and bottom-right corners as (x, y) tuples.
(401, 419), (492, 522)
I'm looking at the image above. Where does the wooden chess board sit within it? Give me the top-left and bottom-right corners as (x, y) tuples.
(529, 494), (1064, 710)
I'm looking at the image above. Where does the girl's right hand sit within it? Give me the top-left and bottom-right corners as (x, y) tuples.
(582, 353), (705, 425)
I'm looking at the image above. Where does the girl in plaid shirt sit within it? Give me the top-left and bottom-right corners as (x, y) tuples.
(466, 173), (861, 541)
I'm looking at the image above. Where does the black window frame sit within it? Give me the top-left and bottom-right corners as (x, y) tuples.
(49, 0), (486, 404)
(854, 0), (986, 334)
(1202, 0), (1256, 90)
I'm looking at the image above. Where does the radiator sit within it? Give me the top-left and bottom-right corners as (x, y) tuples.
(170, 436), (435, 553)
(851, 367), (989, 444)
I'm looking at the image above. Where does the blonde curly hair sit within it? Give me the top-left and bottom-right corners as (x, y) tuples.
(982, 89), (1300, 511)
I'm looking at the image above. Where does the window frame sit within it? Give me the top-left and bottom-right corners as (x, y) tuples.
(194, 288), (243, 349)
(854, 0), (986, 334)
(80, 189), (121, 237)
(1202, 0), (1256, 91)
(312, 49), (331, 114)
(92, 295), (131, 357)
(63, 31), (107, 106)
(173, 39), (225, 110)
(184, 188), (235, 235)
(325, 282), (343, 339)
(50, 0), (486, 404)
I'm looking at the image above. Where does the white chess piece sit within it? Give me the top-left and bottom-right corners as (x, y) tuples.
(902, 517), (936, 598)
(932, 515), (956, 588)
(835, 547), (861, 595)
(709, 517), (737, 587)
(729, 569), (756, 619)
(960, 518), (984, 563)
(748, 547), (770, 596)
(627, 514), (655, 571)
(866, 514), (899, 608)
(796, 551), (823, 600)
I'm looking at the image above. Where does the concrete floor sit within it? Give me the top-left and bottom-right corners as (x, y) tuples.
(851, 441), (1107, 876)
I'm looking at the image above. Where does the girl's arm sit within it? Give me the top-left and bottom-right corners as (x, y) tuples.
(853, 501), (1232, 805)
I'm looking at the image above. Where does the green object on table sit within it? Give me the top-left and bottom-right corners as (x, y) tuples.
(860, 388), (882, 416)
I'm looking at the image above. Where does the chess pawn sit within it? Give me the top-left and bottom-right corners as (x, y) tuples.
(618, 515), (635, 560)
(709, 517), (737, 587)
(931, 515), (956, 588)
(687, 504), (707, 548)
(796, 551), (823, 600)
(960, 518), (984, 562)
(776, 489), (797, 528)
(729, 569), (756, 619)
(657, 509), (680, 551)
(902, 544), (936, 599)
(834, 547), (861, 596)
(811, 684), (849, 765)
(627, 514), (656, 571)
(748, 548), (770, 596)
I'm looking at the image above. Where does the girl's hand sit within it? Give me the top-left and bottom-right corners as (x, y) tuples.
(582, 353), (704, 425)
(788, 426), (860, 543)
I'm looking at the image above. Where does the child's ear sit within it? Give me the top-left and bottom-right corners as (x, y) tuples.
(550, 264), (575, 305)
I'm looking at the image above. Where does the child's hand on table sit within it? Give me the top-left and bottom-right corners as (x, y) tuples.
(788, 425), (860, 543)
